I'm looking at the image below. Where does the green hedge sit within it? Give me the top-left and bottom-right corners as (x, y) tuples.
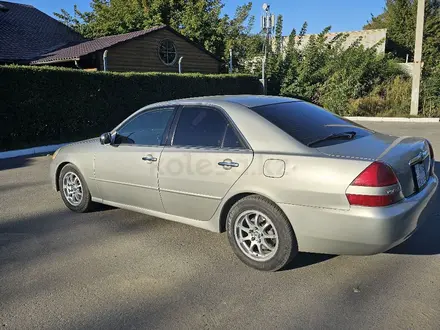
(0, 66), (261, 151)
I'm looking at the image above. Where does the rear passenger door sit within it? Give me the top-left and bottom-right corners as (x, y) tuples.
(158, 105), (253, 221)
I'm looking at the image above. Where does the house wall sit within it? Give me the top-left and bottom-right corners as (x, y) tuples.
(106, 29), (220, 73)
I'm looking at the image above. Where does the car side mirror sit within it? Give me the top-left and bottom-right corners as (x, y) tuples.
(100, 132), (112, 145)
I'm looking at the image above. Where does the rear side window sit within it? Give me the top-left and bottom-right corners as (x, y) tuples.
(251, 101), (371, 146)
(173, 106), (244, 148)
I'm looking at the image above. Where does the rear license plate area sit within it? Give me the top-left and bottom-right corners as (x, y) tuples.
(413, 162), (428, 190)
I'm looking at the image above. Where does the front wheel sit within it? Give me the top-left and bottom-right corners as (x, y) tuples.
(59, 164), (93, 213)
(226, 195), (298, 271)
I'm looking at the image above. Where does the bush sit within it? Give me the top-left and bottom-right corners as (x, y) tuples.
(0, 66), (261, 151)
(348, 76), (412, 117)
(421, 67), (440, 117)
(348, 96), (386, 116)
(276, 26), (405, 116)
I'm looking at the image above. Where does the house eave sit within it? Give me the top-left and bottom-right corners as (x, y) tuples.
(31, 57), (80, 65)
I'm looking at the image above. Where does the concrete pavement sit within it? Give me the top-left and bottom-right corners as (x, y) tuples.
(1, 122), (440, 329)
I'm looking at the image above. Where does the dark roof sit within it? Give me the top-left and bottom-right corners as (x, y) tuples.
(0, 1), (85, 63)
(31, 25), (221, 65)
(31, 26), (166, 64)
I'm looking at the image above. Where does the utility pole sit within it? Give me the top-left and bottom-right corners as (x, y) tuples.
(410, 0), (425, 116)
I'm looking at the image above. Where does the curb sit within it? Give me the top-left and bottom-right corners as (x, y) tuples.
(0, 143), (67, 160)
(345, 116), (440, 123)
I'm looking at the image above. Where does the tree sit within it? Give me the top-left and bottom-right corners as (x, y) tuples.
(220, 2), (255, 69)
(364, 0), (440, 67)
(53, 5), (96, 37)
(364, 0), (440, 115)
(55, 0), (152, 38)
(420, 1), (440, 72)
(364, 12), (388, 30)
(364, 0), (416, 59)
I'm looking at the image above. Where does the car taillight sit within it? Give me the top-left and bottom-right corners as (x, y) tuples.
(346, 161), (402, 207)
(427, 141), (435, 175)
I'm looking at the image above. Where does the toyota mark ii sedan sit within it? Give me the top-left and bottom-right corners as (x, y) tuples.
(50, 95), (438, 271)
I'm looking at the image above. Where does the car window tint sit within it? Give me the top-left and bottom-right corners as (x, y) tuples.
(116, 108), (174, 145)
(251, 101), (372, 146)
(223, 124), (243, 148)
(173, 107), (228, 147)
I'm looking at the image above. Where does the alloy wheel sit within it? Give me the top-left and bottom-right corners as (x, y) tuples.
(62, 171), (83, 206)
(234, 210), (279, 261)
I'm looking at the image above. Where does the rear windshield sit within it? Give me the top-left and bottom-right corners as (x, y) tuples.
(251, 101), (372, 146)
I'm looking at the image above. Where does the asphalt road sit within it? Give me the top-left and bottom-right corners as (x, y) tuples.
(1, 122), (440, 330)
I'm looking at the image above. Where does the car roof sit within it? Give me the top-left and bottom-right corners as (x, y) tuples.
(177, 95), (301, 108)
(120, 94), (314, 154)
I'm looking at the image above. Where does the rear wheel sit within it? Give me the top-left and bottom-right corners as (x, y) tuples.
(59, 164), (93, 213)
(226, 195), (298, 271)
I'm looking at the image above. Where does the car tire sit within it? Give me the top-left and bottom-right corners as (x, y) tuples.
(59, 164), (93, 213)
(226, 195), (298, 271)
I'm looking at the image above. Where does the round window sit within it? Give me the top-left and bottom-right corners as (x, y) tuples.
(158, 39), (177, 65)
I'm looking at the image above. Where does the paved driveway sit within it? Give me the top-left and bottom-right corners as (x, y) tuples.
(1, 122), (440, 329)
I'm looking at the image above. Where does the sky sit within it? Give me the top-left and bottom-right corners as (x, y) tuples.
(11, 0), (386, 35)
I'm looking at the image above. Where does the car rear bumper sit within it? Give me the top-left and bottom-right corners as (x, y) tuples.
(278, 174), (438, 255)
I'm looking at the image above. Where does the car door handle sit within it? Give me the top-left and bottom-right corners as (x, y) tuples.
(218, 161), (239, 168)
(142, 155), (157, 162)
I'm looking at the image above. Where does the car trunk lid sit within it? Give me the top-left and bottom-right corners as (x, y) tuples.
(316, 132), (432, 197)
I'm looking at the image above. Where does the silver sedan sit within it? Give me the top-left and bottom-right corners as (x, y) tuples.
(50, 95), (438, 271)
